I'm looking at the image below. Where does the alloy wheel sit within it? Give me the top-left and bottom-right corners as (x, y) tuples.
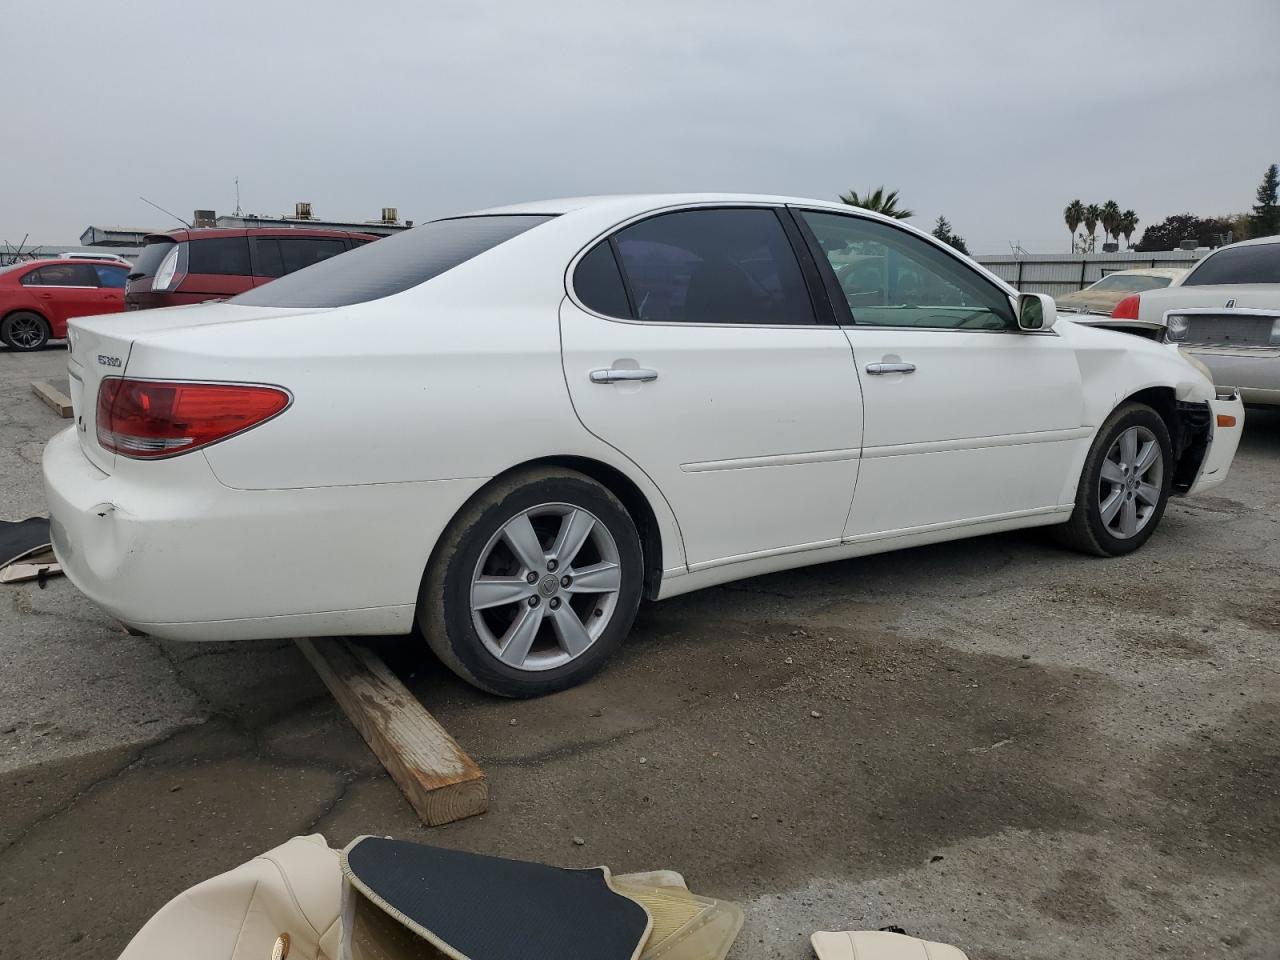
(470, 503), (622, 671)
(8, 315), (45, 349)
(1099, 425), (1163, 539)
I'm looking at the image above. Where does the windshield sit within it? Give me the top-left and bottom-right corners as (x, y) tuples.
(1184, 244), (1280, 285)
(232, 215), (555, 308)
(1089, 274), (1172, 293)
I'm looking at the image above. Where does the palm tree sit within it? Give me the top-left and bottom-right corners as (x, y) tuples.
(1100, 200), (1122, 246)
(1119, 210), (1139, 250)
(1064, 200), (1085, 252)
(839, 187), (913, 220)
(1083, 204), (1102, 251)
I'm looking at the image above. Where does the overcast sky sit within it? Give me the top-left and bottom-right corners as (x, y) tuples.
(3, 0), (1277, 253)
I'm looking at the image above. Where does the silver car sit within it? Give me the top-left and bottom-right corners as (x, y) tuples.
(1070, 235), (1280, 406)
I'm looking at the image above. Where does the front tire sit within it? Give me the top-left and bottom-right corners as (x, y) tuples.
(1, 311), (50, 351)
(1054, 402), (1173, 556)
(418, 467), (643, 697)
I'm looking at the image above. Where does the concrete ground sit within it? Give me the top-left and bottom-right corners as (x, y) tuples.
(1, 343), (1276, 960)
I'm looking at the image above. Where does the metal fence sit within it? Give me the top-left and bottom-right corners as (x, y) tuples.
(974, 251), (1207, 296)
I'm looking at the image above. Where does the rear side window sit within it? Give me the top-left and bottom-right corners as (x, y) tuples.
(610, 208), (815, 325)
(279, 237), (347, 274)
(22, 263), (99, 286)
(188, 237), (252, 276)
(129, 239), (176, 279)
(233, 215), (554, 308)
(1184, 244), (1280, 285)
(94, 265), (128, 288)
(573, 242), (631, 317)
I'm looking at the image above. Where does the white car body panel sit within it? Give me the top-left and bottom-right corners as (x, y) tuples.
(44, 193), (1243, 642)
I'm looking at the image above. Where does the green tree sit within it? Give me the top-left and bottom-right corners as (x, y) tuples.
(1064, 199), (1085, 252)
(1118, 210), (1139, 250)
(931, 216), (969, 255)
(1100, 200), (1122, 246)
(1083, 204), (1102, 251)
(838, 186), (913, 220)
(1135, 213), (1236, 252)
(1249, 163), (1279, 237)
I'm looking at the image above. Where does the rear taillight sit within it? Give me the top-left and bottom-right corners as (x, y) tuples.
(96, 378), (290, 458)
(1112, 293), (1141, 320)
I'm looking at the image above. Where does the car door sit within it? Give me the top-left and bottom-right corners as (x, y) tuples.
(559, 205), (864, 569)
(90, 264), (128, 313)
(792, 207), (1088, 539)
(21, 263), (103, 331)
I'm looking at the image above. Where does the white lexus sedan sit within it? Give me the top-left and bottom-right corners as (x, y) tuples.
(44, 194), (1244, 697)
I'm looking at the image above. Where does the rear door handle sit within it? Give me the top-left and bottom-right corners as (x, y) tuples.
(590, 368), (659, 384)
(865, 362), (916, 375)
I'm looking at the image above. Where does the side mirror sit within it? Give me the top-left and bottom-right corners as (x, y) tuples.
(1016, 292), (1057, 332)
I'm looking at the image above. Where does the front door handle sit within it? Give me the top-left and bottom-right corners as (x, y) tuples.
(590, 368), (659, 384)
(865, 362), (916, 375)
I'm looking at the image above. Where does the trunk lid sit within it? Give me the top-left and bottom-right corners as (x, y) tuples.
(67, 301), (325, 473)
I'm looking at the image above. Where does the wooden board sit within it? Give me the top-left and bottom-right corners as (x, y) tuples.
(296, 637), (488, 826)
(31, 381), (73, 418)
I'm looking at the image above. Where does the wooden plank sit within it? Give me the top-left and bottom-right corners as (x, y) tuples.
(296, 637), (488, 826)
(31, 381), (72, 418)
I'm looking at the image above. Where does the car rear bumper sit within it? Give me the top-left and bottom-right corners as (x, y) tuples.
(42, 426), (486, 640)
(1186, 391), (1244, 495)
(1185, 347), (1280, 406)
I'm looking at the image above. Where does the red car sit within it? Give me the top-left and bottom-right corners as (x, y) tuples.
(125, 227), (378, 310)
(0, 259), (128, 351)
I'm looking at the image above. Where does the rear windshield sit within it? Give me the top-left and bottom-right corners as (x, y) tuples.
(1184, 244), (1280, 285)
(128, 239), (176, 280)
(1091, 274), (1172, 292)
(232, 215), (555, 308)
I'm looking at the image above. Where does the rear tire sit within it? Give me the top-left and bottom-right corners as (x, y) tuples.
(1, 311), (50, 351)
(418, 467), (643, 697)
(1053, 402), (1173, 557)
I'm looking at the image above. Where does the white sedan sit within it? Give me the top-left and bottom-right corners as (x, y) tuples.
(44, 194), (1244, 696)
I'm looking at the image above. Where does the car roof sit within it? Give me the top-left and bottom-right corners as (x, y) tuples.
(1103, 267), (1187, 277)
(464, 192), (888, 220)
(12, 257), (128, 268)
(1215, 234), (1280, 250)
(146, 227), (379, 243)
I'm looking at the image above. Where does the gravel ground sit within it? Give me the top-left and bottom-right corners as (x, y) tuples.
(1, 343), (1276, 960)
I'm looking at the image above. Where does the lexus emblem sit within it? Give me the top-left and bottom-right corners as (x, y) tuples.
(1225, 298), (1236, 309)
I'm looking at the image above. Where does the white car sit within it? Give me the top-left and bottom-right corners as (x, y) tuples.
(1099, 235), (1280, 407)
(62, 251), (133, 266)
(44, 194), (1244, 697)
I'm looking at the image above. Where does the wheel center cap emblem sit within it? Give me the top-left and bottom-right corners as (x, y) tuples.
(539, 575), (559, 597)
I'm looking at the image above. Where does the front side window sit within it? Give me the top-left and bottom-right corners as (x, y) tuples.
(799, 210), (1014, 330)
(188, 237), (252, 276)
(234, 215), (554, 308)
(22, 263), (98, 286)
(605, 208), (815, 325)
(1184, 244), (1280, 286)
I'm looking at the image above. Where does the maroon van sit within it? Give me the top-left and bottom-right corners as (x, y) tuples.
(124, 227), (379, 310)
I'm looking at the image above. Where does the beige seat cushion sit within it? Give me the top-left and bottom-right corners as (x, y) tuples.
(118, 835), (343, 960)
(811, 930), (968, 960)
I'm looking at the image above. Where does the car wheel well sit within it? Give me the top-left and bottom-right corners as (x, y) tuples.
(1117, 386), (1207, 493)
(489, 456), (664, 600)
(2, 307), (48, 324)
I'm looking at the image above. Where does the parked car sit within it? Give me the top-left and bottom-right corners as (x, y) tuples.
(125, 227), (378, 310)
(0, 258), (128, 350)
(1072, 235), (1280, 406)
(45, 194), (1243, 697)
(1053, 267), (1186, 315)
(62, 251), (133, 266)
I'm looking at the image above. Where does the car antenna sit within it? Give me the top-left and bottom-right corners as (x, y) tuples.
(139, 196), (193, 228)
(234, 176), (242, 217)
